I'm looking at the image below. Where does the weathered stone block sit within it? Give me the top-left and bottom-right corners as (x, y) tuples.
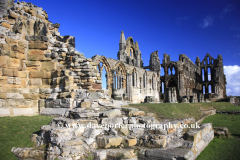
(40, 62), (56, 71)
(7, 93), (24, 99)
(186, 129), (202, 146)
(28, 41), (48, 50)
(81, 101), (91, 108)
(26, 61), (40, 67)
(0, 93), (7, 99)
(27, 49), (45, 55)
(103, 109), (121, 118)
(96, 136), (122, 148)
(27, 55), (51, 61)
(101, 117), (123, 126)
(152, 139), (167, 148)
(29, 78), (42, 85)
(5, 37), (17, 45)
(126, 138), (137, 146)
(29, 71), (44, 78)
(7, 58), (19, 69)
(0, 44), (10, 51)
(0, 56), (7, 67)
(7, 77), (21, 84)
(108, 149), (136, 159)
(1, 22), (11, 29)
(2, 68), (18, 77)
(0, 76), (8, 84)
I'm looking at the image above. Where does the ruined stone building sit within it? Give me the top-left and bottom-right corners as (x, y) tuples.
(160, 53), (227, 103)
(0, 0), (226, 117)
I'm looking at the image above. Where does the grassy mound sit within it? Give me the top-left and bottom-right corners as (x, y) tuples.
(0, 115), (54, 160)
(129, 102), (233, 120)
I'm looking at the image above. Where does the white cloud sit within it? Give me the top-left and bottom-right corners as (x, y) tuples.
(220, 4), (234, 18)
(224, 65), (240, 96)
(200, 15), (213, 29)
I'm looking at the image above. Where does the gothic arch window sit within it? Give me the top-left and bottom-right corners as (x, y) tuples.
(208, 84), (212, 93)
(172, 67), (175, 75)
(161, 67), (165, 76)
(203, 85), (205, 94)
(207, 57), (210, 64)
(132, 73), (135, 86)
(202, 68), (205, 81)
(168, 67), (171, 75)
(97, 62), (107, 89)
(161, 82), (164, 93)
(143, 72), (147, 88)
(152, 75), (156, 90)
(208, 67), (211, 81)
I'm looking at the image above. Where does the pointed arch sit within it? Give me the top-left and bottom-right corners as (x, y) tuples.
(95, 56), (112, 90)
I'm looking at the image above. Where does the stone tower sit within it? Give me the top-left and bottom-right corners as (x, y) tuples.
(117, 31), (143, 67)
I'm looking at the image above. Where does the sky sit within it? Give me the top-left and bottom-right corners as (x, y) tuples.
(23, 0), (240, 96)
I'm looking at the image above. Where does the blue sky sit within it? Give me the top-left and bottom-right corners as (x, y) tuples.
(24, 0), (240, 96)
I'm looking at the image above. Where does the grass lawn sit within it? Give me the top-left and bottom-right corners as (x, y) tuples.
(196, 114), (240, 160)
(0, 115), (54, 160)
(129, 102), (234, 120)
(217, 105), (240, 111)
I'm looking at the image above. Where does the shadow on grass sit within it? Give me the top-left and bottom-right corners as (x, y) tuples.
(33, 130), (41, 135)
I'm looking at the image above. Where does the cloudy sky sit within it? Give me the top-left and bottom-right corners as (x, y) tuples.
(27, 0), (240, 96)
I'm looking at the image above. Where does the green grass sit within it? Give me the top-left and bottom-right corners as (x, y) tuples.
(0, 115), (54, 160)
(129, 102), (234, 120)
(130, 102), (240, 159)
(217, 105), (240, 111)
(196, 114), (240, 160)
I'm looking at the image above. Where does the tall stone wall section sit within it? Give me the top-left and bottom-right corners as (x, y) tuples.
(0, 1), (90, 116)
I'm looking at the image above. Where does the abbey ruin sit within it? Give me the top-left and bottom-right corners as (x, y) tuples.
(0, 1), (228, 160)
(0, 0), (227, 116)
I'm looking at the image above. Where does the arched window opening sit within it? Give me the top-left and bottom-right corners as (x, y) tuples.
(202, 68), (205, 81)
(168, 67), (171, 75)
(115, 76), (118, 89)
(208, 67), (211, 81)
(139, 78), (142, 92)
(161, 67), (165, 76)
(207, 57), (210, 64)
(102, 67), (107, 90)
(204, 60), (206, 65)
(172, 67), (175, 75)
(143, 73), (146, 88)
(203, 86), (205, 94)
(130, 50), (132, 57)
(208, 85), (211, 93)
(211, 59), (214, 64)
(152, 76), (155, 90)
(132, 72), (134, 87)
(182, 58), (184, 62)
(149, 79), (152, 89)
(161, 82), (164, 93)
(168, 78), (176, 87)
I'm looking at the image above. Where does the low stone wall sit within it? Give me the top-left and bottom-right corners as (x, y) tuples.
(216, 111), (240, 115)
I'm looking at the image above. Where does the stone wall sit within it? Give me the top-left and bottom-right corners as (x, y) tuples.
(0, 1), (83, 116)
